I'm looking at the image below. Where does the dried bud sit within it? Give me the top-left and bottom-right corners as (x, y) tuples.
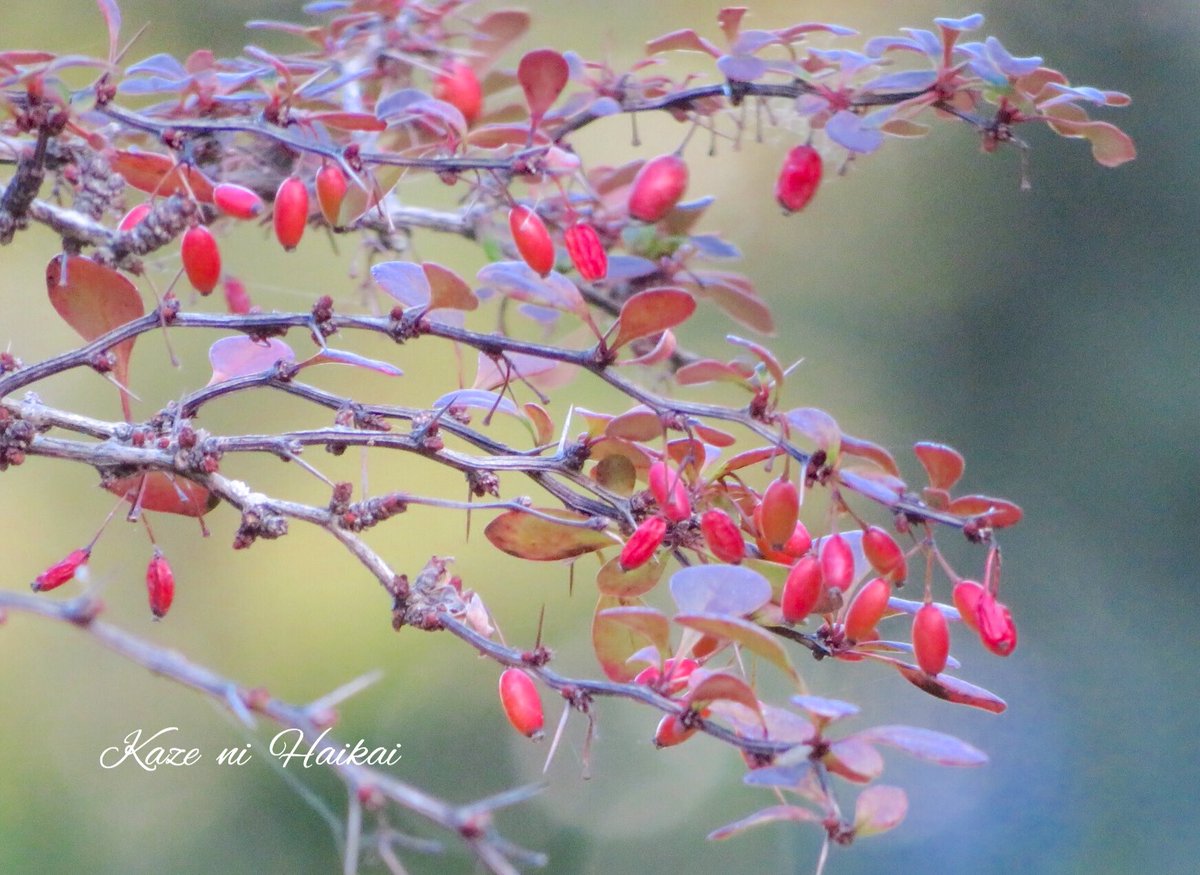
(32, 547), (91, 592)
(146, 550), (175, 619)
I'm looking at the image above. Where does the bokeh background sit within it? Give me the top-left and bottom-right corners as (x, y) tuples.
(1, 1), (1196, 873)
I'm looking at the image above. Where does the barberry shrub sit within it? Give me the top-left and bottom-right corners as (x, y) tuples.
(0, 2), (1133, 873)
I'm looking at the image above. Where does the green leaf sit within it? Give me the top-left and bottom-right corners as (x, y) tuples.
(595, 553), (665, 598)
(674, 613), (797, 682)
(592, 600), (669, 680)
(484, 508), (615, 561)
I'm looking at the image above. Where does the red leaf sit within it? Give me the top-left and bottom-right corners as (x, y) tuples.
(840, 434), (900, 477)
(674, 613), (796, 681)
(685, 671), (763, 718)
(104, 472), (218, 518)
(304, 110), (387, 131)
(46, 255), (144, 420)
(853, 785), (908, 838)
(610, 287), (696, 352)
(469, 10), (531, 73)
(948, 494), (1024, 528)
(645, 28), (721, 58)
(517, 48), (569, 125)
(913, 441), (964, 491)
(674, 358), (754, 386)
(109, 150), (215, 201)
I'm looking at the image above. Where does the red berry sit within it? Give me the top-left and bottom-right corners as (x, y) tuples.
(315, 164), (348, 226)
(508, 205), (555, 276)
(627, 153), (688, 223)
(913, 603), (950, 675)
(781, 556), (823, 623)
(952, 580), (984, 632)
(498, 668), (544, 739)
(783, 521), (812, 558)
(862, 526), (906, 582)
(146, 550), (175, 619)
(843, 577), (892, 643)
(653, 712), (698, 748)
(564, 222), (607, 281)
(700, 509), (745, 564)
(775, 144), (822, 213)
(273, 176), (309, 251)
(223, 276), (252, 315)
(820, 533), (854, 592)
(975, 590), (1018, 656)
(32, 547), (91, 592)
(433, 60), (483, 126)
(181, 225), (221, 295)
(118, 203), (151, 232)
(759, 478), (799, 550)
(647, 461), (691, 523)
(213, 182), (264, 220)
(633, 657), (699, 696)
(619, 516), (668, 571)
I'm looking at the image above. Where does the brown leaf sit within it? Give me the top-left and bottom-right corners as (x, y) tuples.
(484, 508), (616, 561)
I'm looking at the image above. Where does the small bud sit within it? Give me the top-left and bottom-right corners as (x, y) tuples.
(619, 516), (667, 571)
(843, 577), (892, 643)
(32, 547), (91, 592)
(498, 668), (544, 739)
(145, 550), (175, 619)
(781, 556), (823, 623)
(700, 509), (745, 564)
(913, 602), (950, 675)
(273, 176), (309, 251)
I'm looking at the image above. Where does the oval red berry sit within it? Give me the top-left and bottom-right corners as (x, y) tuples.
(564, 222), (607, 281)
(146, 550), (175, 619)
(273, 176), (309, 251)
(315, 164), (348, 226)
(628, 153), (688, 223)
(508, 205), (555, 276)
(776, 144), (822, 213)
(181, 225), (221, 295)
(213, 182), (264, 220)
(913, 603), (950, 675)
(498, 668), (544, 739)
(433, 60), (483, 126)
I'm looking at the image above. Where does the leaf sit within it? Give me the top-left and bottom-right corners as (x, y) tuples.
(674, 613), (797, 681)
(109, 150), (215, 201)
(477, 261), (589, 320)
(825, 737), (883, 783)
(741, 761), (818, 790)
(853, 725), (988, 767)
(948, 494), (1023, 528)
(785, 407), (841, 458)
(683, 271), (776, 334)
(596, 554), (665, 598)
(517, 48), (569, 124)
(470, 10), (531, 73)
(46, 255), (144, 420)
(305, 110), (386, 131)
(423, 262), (478, 311)
(840, 434), (900, 477)
(473, 350), (561, 392)
(727, 334), (783, 388)
(791, 695), (860, 724)
(302, 348), (403, 376)
(96, 0), (121, 63)
(484, 508), (615, 561)
(708, 805), (820, 841)
(593, 454), (637, 495)
(825, 108), (885, 154)
(104, 471), (218, 518)
(645, 28), (721, 58)
(893, 662), (1008, 713)
(675, 358), (755, 387)
(853, 785), (907, 838)
(207, 336), (295, 384)
(913, 441), (965, 491)
(523, 402), (555, 445)
(610, 287), (696, 352)
(606, 406), (663, 441)
(685, 671), (762, 718)
(593, 602), (669, 680)
(433, 389), (521, 424)
(669, 565), (772, 617)
(372, 260), (430, 308)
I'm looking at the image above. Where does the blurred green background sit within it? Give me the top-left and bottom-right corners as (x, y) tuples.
(1, 1), (1196, 873)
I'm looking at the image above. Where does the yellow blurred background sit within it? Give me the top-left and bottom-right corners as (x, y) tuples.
(2, 1), (1196, 873)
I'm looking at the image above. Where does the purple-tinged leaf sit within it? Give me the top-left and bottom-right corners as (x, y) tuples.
(933, 14), (985, 32)
(708, 804), (820, 841)
(853, 785), (907, 838)
(689, 234), (741, 260)
(423, 262), (478, 311)
(669, 565), (772, 617)
(372, 260), (430, 307)
(893, 662), (1008, 713)
(776, 22), (857, 42)
(473, 350), (560, 392)
(717, 54), (768, 83)
(207, 336), (294, 385)
(742, 762), (816, 790)
(96, 0), (121, 63)
(826, 737), (883, 783)
(477, 261), (588, 319)
(732, 29), (778, 55)
(853, 725), (988, 767)
(791, 695), (860, 724)
(645, 28), (721, 58)
(433, 389), (520, 418)
(825, 109), (885, 154)
(785, 407), (841, 455)
(1040, 82), (1132, 108)
(125, 52), (188, 80)
(863, 69), (937, 92)
(603, 254), (659, 281)
(674, 613), (796, 681)
(302, 348), (403, 376)
(375, 87), (427, 120)
(863, 35), (931, 57)
(898, 27), (942, 57)
(983, 36), (1042, 77)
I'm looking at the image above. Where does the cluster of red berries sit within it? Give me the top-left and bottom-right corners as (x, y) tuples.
(32, 544), (175, 620)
